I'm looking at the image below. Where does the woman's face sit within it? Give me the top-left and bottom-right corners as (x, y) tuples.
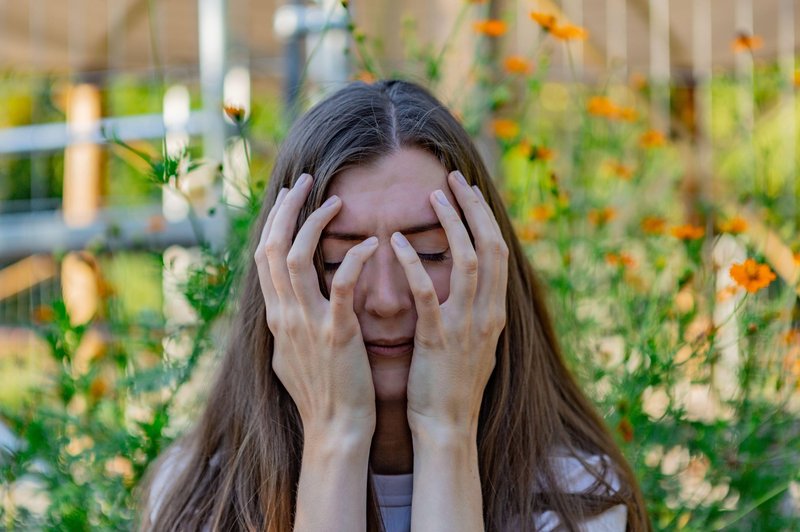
(320, 147), (461, 403)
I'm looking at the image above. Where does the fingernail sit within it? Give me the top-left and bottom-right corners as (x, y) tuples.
(455, 170), (468, 186)
(322, 195), (339, 208)
(296, 173), (310, 188)
(435, 189), (450, 206)
(364, 236), (378, 246)
(392, 232), (409, 247)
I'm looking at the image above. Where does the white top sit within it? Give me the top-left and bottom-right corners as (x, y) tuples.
(149, 447), (627, 531)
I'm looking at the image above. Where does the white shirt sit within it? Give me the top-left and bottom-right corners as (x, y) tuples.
(149, 447), (627, 531)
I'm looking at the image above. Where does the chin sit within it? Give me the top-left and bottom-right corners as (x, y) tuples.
(370, 364), (410, 403)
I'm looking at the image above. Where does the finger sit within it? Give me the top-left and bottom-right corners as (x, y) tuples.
(255, 187), (289, 309)
(428, 185), (478, 312)
(390, 232), (443, 334)
(447, 170), (505, 311)
(472, 184), (509, 325)
(259, 187), (289, 249)
(287, 194), (342, 312)
(329, 236), (380, 329)
(265, 173), (314, 302)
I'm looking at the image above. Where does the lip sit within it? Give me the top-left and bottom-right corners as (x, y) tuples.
(365, 342), (413, 358)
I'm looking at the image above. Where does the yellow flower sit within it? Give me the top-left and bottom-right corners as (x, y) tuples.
(492, 119), (519, 140)
(671, 224), (705, 240)
(641, 216), (666, 235)
(718, 216), (747, 235)
(473, 19), (507, 37)
(732, 32), (763, 53)
(794, 70), (800, 88)
(729, 258), (776, 294)
(530, 12), (557, 31)
(639, 129), (666, 148)
(504, 55), (533, 75)
(550, 23), (588, 41)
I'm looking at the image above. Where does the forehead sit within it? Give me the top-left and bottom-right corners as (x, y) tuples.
(323, 147), (448, 238)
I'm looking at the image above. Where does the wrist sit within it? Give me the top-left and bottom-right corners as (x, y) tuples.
(303, 420), (374, 459)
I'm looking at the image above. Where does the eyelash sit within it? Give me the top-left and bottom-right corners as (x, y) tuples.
(323, 252), (449, 272)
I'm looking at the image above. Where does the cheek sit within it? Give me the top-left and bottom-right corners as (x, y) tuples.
(427, 264), (452, 304)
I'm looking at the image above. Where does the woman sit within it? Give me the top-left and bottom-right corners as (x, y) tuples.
(137, 79), (651, 531)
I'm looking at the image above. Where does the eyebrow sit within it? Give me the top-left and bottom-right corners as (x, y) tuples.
(321, 221), (443, 241)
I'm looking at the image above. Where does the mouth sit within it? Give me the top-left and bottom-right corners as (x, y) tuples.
(365, 342), (414, 358)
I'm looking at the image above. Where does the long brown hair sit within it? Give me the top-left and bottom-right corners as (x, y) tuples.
(135, 79), (651, 531)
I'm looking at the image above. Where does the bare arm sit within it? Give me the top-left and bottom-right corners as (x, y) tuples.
(294, 427), (373, 532)
(410, 425), (484, 532)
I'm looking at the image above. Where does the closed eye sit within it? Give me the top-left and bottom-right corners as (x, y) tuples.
(323, 252), (449, 272)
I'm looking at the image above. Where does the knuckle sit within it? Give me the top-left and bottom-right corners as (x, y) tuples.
(460, 253), (479, 274)
(285, 252), (306, 274)
(264, 239), (283, 260)
(418, 287), (438, 306)
(331, 276), (355, 297)
(492, 240), (509, 258)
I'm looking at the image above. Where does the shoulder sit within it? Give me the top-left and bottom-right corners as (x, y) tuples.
(548, 446), (622, 493)
(536, 447), (628, 531)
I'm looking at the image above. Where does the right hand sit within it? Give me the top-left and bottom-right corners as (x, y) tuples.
(254, 173), (380, 439)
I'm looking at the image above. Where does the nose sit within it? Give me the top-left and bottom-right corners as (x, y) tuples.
(357, 240), (413, 318)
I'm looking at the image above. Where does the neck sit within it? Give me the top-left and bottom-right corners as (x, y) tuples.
(370, 400), (413, 475)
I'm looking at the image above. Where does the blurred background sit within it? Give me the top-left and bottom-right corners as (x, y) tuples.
(1, 0), (799, 530)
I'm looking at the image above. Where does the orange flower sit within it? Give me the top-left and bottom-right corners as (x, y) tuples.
(605, 160), (634, 180)
(528, 204), (555, 221)
(732, 32), (763, 53)
(617, 417), (634, 443)
(504, 55), (533, 75)
(588, 207), (616, 226)
(33, 305), (55, 324)
(146, 214), (166, 234)
(587, 96), (618, 118)
(617, 107), (638, 122)
(641, 216), (666, 235)
(355, 70), (376, 83)
(533, 146), (554, 161)
(473, 19), (507, 37)
(492, 119), (519, 140)
(530, 11), (557, 31)
(640, 129), (666, 148)
(515, 222), (540, 243)
(671, 224), (705, 240)
(223, 103), (246, 124)
(793, 251), (800, 266)
(718, 216), (747, 235)
(630, 72), (647, 90)
(550, 23), (588, 41)
(729, 258), (776, 294)
(783, 329), (800, 346)
(605, 252), (636, 268)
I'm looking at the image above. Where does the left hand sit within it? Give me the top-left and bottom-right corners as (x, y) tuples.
(390, 170), (509, 439)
